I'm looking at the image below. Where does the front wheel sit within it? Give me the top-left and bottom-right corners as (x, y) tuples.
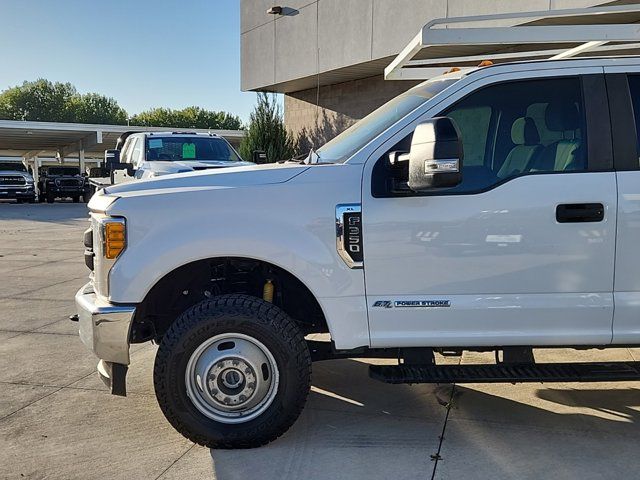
(153, 294), (311, 449)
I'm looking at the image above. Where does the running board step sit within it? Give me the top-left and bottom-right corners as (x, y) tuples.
(369, 362), (640, 384)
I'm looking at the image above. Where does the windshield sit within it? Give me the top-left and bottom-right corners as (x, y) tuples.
(316, 77), (458, 163)
(145, 136), (241, 162)
(0, 162), (26, 172)
(48, 167), (79, 176)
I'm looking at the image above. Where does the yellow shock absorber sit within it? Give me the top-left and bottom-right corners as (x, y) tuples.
(263, 279), (274, 303)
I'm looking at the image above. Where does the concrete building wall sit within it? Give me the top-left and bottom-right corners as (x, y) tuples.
(242, 0), (617, 144)
(285, 75), (421, 149)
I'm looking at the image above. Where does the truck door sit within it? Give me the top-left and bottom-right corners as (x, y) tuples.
(362, 72), (616, 348)
(604, 67), (640, 345)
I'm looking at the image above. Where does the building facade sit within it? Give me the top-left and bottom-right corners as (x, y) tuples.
(241, 0), (619, 147)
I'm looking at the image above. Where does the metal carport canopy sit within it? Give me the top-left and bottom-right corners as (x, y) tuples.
(0, 119), (245, 159)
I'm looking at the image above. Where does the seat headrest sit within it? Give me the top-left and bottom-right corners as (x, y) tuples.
(511, 117), (540, 146)
(545, 101), (580, 132)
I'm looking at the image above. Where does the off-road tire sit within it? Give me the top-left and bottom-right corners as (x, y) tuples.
(153, 294), (311, 449)
(46, 195), (54, 204)
(72, 195), (80, 203)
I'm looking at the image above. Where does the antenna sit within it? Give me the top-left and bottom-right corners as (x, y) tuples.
(314, 2), (320, 144)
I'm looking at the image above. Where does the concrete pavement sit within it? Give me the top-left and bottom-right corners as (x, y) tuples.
(1, 202), (639, 479)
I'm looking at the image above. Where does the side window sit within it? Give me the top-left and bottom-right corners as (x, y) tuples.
(626, 75), (640, 164)
(439, 77), (587, 194)
(446, 106), (491, 166)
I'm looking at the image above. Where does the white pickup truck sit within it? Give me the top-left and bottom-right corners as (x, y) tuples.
(75, 56), (640, 448)
(88, 131), (252, 193)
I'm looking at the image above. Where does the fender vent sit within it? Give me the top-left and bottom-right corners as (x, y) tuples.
(336, 204), (363, 269)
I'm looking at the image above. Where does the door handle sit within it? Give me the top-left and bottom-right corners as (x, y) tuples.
(556, 203), (604, 223)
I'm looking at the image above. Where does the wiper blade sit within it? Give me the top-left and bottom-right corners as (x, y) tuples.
(278, 151), (309, 164)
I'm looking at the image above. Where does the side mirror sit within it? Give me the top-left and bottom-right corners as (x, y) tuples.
(105, 149), (135, 177)
(408, 117), (463, 192)
(252, 150), (267, 163)
(105, 149), (120, 166)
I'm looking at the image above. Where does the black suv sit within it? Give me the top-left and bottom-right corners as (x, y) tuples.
(39, 167), (88, 203)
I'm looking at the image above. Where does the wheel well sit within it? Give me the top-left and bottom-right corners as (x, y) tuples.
(131, 257), (329, 343)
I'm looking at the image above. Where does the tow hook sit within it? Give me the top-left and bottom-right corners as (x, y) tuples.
(69, 314), (79, 322)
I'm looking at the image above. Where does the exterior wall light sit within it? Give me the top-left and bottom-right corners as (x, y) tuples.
(267, 6), (283, 15)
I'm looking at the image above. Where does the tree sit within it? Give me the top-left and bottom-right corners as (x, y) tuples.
(239, 93), (293, 163)
(130, 106), (242, 130)
(0, 78), (241, 129)
(0, 79), (128, 124)
(0, 79), (77, 122)
(69, 93), (128, 125)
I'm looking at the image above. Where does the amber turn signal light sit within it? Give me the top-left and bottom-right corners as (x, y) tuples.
(104, 221), (126, 259)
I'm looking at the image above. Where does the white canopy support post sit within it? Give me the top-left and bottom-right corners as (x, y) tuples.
(79, 146), (86, 175)
(33, 155), (40, 197)
(385, 4), (640, 81)
(33, 156), (40, 198)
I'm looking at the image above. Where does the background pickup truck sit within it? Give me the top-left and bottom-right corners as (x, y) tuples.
(0, 162), (35, 203)
(93, 131), (253, 187)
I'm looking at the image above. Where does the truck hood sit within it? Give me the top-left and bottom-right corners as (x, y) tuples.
(145, 159), (254, 174)
(104, 162), (309, 197)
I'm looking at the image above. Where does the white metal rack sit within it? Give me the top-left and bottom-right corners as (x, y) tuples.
(385, 4), (640, 81)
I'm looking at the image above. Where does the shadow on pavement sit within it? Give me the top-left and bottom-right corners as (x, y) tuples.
(0, 202), (89, 225)
(210, 359), (640, 480)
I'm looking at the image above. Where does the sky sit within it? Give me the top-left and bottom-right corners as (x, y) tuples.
(0, 0), (257, 123)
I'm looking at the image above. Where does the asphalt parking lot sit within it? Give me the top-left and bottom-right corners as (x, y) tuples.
(1, 202), (640, 480)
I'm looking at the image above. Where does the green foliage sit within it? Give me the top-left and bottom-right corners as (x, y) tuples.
(239, 93), (293, 163)
(129, 106), (242, 130)
(0, 79), (241, 129)
(70, 93), (128, 125)
(0, 79), (127, 124)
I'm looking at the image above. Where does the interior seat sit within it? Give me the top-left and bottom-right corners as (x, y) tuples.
(498, 116), (541, 178)
(531, 101), (584, 172)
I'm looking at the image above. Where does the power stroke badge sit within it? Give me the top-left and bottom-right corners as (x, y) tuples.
(373, 300), (451, 308)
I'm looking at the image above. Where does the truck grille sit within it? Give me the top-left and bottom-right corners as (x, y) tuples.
(0, 176), (25, 186)
(57, 178), (81, 187)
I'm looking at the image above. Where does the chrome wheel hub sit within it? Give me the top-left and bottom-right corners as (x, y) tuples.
(185, 333), (279, 424)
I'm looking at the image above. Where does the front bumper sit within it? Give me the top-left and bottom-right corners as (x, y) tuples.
(0, 187), (35, 199)
(75, 282), (136, 366)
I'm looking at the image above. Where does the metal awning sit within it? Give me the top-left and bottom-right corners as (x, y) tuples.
(385, 4), (640, 81)
(0, 120), (245, 159)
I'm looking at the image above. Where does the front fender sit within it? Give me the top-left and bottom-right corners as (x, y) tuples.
(106, 164), (369, 349)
